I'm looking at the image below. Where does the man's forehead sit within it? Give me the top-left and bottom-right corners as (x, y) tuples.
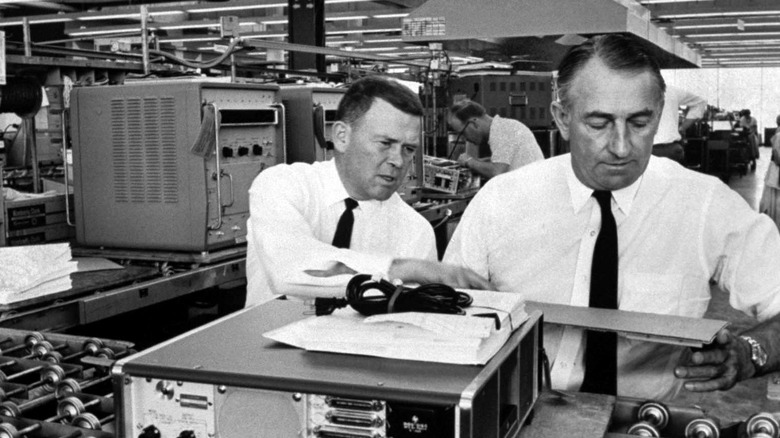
(569, 60), (662, 108)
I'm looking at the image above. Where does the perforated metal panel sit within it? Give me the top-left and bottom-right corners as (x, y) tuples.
(110, 96), (179, 205)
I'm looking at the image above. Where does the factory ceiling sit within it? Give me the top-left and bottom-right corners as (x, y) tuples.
(0, 0), (777, 72)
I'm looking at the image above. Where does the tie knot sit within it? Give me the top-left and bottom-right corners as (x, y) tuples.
(344, 198), (359, 210)
(592, 191), (612, 209)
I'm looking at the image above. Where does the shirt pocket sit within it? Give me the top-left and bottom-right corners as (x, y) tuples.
(620, 272), (710, 317)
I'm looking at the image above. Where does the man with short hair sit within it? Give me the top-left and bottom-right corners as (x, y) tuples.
(246, 76), (489, 307)
(448, 99), (543, 179)
(444, 34), (780, 400)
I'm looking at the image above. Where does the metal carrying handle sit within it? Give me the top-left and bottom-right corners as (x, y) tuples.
(221, 169), (234, 208)
(208, 102), (223, 231)
(61, 111), (74, 227)
(270, 102), (287, 164)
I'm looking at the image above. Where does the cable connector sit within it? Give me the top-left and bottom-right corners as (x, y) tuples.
(306, 297), (348, 316)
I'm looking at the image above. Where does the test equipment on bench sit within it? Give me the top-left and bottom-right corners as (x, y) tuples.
(70, 80), (285, 252)
(279, 86), (344, 164)
(113, 299), (542, 438)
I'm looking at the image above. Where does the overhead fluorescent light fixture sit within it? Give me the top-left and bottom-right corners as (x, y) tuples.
(77, 10), (184, 21)
(259, 18), (288, 25)
(703, 59), (780, 64)
(641, 0), (713, 3)
(665, 22), (780, 30)
(326, 27), (401, 35)
(706, 45), (780, 50)
(244, 32), (288, 38)
(160, 36), (222, 43)
(686, 31), (780, 38)
(698, 38), (780, 45)
(68, 28), (140, 37)
(326, 16), (369, 22)
(658, 10), (780, 19)
(188, 3), (286, 13)
(373, 13), (410, 19)
(157, 23), (218, 30)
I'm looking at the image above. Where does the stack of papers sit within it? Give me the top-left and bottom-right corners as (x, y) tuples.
(0, 243), (78, 305)
(264, 289), (527, 365)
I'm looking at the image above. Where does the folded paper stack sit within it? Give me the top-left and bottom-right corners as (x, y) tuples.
(264, 289), (528, 365)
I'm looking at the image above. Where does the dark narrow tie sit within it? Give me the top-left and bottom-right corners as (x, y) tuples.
(581, 190), (618, 396)
(331, 198), (359, 249)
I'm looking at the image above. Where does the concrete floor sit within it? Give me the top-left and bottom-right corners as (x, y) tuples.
(726, 144), (771, 211)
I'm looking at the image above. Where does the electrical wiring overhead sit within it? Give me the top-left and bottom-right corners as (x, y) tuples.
(148, 38), (244, 69)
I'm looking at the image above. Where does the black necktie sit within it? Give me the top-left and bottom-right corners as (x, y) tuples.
(581, 190), (618, 396)
(331, 198), (359, 249)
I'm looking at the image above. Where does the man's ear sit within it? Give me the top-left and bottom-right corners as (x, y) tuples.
(550, 101), (571, 141)
(332, 121), (350, 153)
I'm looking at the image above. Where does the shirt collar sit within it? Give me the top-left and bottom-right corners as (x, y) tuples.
(565, 155), (644, 217)
(322, 159), (395, 211)
(322, 159), (352, 208)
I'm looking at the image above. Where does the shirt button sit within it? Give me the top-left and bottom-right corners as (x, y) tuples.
(590, 230), (596, 237)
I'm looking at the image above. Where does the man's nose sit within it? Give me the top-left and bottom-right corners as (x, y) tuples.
(386, 144), (404, 167)
(608, 123), (630, 158)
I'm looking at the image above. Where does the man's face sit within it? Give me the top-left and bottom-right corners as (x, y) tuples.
(334, 98), (421, 201)
(551, 58), (664, 191)
(449, 116), (485, 147)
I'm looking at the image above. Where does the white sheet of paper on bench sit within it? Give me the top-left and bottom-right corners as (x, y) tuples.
(263, 290), (528, 365)
(525, 301), (728, 347)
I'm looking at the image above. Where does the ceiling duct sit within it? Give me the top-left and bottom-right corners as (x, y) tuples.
(402, 0), (701, 70)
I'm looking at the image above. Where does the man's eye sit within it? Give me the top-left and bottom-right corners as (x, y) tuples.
(404, 146), (416, 155)
(588, 122), (608, 130)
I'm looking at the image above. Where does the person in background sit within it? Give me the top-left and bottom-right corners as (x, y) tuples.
(444, 34), (780, 400)
(652, 84), (707, 164)
(760, 114), (780, 228)
(245, 76), (490, 307)
(737, 108), (760, 170)
(447, 99), (544, 179)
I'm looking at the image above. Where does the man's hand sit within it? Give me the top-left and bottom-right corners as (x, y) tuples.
(458, 152), (473, 167)
(674, 328), (755, 392)
(388, 258), (492, 290)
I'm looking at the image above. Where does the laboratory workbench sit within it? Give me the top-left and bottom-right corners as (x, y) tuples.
(0, 248), (247, 332)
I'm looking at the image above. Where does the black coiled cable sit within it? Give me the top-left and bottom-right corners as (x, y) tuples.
(313, 274), (473, 317)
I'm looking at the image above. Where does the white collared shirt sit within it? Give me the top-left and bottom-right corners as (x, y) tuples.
(444, 154), (780, 399)
(488, 115), (544, 171)
(246, 159), (437, 306)
(653, 85), (707, 145)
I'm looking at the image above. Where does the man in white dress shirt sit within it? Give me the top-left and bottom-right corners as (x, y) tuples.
(652, 85), (707, 164)
(246, 76), (489, 306)
(444, 34), (780, 400)
(448, 99), (544, 179)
